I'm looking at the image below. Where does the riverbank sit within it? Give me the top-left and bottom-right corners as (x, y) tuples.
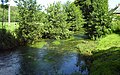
(47, 33), (120, 75)
(76, 34), (120, 75)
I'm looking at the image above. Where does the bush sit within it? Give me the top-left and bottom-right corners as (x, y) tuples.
(16, 22), (44, 45)
(111, 15), (120, 34)
(87, 0), (112, 39)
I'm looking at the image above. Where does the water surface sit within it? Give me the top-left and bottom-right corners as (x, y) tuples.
(0, 40), (88, 75)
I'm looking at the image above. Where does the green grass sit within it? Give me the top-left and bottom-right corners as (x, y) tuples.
(30, 40), (47, 48)
(52, 40), (61, 45)
(97, 34), (120, 50)
(76, 40), (97, 55)
(75, 34), (120, 75)
(90, 47), (120, 75)
(90, 34), (120, 75)
(0, 22), (19, 32)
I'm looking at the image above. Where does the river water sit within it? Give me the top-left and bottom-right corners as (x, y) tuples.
(0, 39), (88, 75)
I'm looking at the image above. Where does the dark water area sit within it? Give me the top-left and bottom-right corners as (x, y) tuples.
(0, 40), (88, 75)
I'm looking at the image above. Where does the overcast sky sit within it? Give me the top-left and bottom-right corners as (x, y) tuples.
(0, 0), (120, 9)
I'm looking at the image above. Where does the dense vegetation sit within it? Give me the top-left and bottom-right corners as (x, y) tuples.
(1, 0), (114, 41)
(14, 0), (85, 44)
(74, 0), (112, 39)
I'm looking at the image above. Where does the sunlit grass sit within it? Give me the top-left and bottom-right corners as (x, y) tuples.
(30, 40), (47, 48)
(52, 40), (61, 45)
(97, 34), (120, 50)
(0, 22), (19, 32)
(76, 40), (97, 55)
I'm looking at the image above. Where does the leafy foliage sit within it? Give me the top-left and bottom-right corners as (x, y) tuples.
(74, 0), (93, 20)
(88, 0), (112, 39)
(74, 0), (112, 39)
(74, 0), (93, 30)
(111, 15), (120, 34)
(44, 2), (72, 39)
(15, 0), (44, 44)
(64, 1), (85, 32)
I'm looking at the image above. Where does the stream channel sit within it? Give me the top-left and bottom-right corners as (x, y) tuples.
(0, 38), (88, 75)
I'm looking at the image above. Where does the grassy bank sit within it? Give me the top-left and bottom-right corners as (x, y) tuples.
(90, 47), (120, 75)
(76, 34), (120, 75)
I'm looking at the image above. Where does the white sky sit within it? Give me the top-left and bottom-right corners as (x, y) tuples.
(0, 0), (120, 9)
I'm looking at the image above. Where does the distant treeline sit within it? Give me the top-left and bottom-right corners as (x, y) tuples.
(0, 4), (19, 22)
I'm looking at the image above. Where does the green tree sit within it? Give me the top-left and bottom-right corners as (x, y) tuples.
(64, 1), (85, 32)
(15, 0), (43, 45)
(74, 0), (92, 20)
(88, 0), (112, 39)
(74, 0), (93, 36)
(45, 2), (72, 39)
(74, 0), (112, 39)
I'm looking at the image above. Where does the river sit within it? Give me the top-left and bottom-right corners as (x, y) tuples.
(0, 39), (88, 75)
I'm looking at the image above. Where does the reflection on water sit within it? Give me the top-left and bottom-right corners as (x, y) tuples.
(0, 42), (88, 75)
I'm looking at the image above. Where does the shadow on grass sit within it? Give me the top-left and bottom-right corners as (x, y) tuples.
(89, 47), (120, 75)
(0, 29), (18, 51)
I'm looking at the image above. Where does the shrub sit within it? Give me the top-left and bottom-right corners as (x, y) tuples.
(111, 15), (120, 33)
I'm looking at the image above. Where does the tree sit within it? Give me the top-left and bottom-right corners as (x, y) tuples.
(74, 0), (93, 36)
(64, 1), (85, 32)
(88, 0), (112, 39)
(15, 0), (43, 44)
(45, 2), (72, 39)
(74, 0), (92, 19)
(74, 0), (112, 39)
